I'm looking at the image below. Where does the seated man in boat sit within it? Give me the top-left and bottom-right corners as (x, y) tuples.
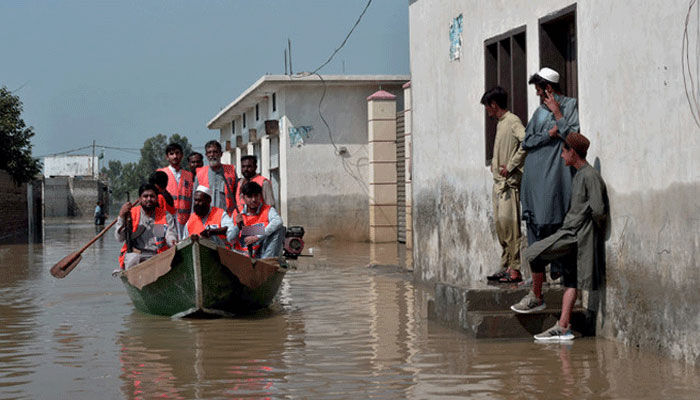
(230, 182), (284, 259)
(115, 183), (177, 269)
(183, 185), (235, 248)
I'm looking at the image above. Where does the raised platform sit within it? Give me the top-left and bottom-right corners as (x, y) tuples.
(428, 282), (596, 339)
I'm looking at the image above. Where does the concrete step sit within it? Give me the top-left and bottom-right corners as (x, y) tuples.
(428, 282), (596, 339)
(465, 309), (594, 339)
(434, 282), (566, 313)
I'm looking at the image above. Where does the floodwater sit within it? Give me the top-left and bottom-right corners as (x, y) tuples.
(1, 223), (699, 400)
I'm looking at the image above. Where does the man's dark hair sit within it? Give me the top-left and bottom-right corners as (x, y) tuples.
(188, 151), (203, 161)
(480, 86), (508, 109)
(165, 142), (183, 155)
(241, 155), (258, 164)
(241, 182), (262, 197)
(528, 73), (562, 93)
(205, 140), (222, 152)
(148, 171), (168, 188)
(138, 183), (158, 196)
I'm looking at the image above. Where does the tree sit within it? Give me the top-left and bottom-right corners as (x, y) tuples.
(137, 133), (194, 173)
(102, 133), (195, 202)
(0, 86), (41, 184)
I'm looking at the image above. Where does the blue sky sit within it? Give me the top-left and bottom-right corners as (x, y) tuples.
(0, 0), (410, 164)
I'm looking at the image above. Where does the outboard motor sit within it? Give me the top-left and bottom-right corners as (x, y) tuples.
(283, 226), (305, 259)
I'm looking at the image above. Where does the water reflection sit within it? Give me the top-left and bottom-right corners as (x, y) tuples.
(0, 225), (699, 399)
(117, 309), (291, 399)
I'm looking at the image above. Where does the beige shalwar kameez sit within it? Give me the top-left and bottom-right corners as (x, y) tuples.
(492, 111), (528, 270)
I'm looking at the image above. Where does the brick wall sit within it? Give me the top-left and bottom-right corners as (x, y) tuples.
(45, 176), (108, 218)
(0, 170), (28, 241)
(45, 177), (70, 217)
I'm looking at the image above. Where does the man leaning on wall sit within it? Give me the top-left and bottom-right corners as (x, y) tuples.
(481, 86), (528, 283)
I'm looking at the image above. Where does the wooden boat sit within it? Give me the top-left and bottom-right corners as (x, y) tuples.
(115, 236), (288, 317)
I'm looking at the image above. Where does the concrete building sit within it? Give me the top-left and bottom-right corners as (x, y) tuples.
(44, 155), (99, 178)
(43, 155), (108, 218)
(408, 1), (700, 364)
(207, 75), (409, 242)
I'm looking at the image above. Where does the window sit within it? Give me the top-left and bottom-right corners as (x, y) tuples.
(539, 4), (577, 98)
(272, 92), (277, 112)
(255, 104), (260, 121)
(243, 113), (247, 128)
(232, 120), (235, 134)
(484, 27), (527, 166)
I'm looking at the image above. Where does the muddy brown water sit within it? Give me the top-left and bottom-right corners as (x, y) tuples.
(1, 223), (699, 399)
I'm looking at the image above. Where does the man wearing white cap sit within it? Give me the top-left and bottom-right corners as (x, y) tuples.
(183, 185), (235, 248)
(513, 67), (580, 313)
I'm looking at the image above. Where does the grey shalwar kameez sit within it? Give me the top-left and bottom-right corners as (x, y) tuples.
(523, 163), (609, 290)
(521, 94), (580, 227)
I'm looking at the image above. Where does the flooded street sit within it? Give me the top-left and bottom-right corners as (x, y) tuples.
(0, 223), (698, 399)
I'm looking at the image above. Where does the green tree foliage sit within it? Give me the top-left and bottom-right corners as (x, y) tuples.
(102, 133), (194, 202)
(0, 86), (41, 184)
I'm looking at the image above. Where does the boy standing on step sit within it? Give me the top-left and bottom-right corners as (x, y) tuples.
(511, 132), (609, 341)
(481, 86), (528, 283)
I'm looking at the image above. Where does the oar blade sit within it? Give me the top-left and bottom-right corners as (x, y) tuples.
(50, 252), (83, 279)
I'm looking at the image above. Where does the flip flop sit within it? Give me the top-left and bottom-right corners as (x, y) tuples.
(487, 269), (508, 281)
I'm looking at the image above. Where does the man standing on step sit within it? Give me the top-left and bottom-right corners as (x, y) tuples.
(512, 132), (608, 342)
(481, 86), (527, 283)
(517, 67), (580, 303)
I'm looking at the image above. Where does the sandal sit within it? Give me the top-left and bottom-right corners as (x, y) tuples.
(499, 271), (523, 283)
(487, 269), (508, 281)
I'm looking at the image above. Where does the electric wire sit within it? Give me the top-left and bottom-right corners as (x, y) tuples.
(286, 0), (396, 232)
(682, 0), (700, 130)
(311, 0), (372, 75)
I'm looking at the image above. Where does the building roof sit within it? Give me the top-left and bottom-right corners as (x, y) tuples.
(207, 74), (410, 129)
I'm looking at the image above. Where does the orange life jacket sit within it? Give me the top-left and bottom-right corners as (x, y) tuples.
(235, 174), (270, 212)
(119, 206), (170, 269)
(157, 193), (176, 215)
(158, 167), (193, 225)
(232, 204), (271, 254)
(185, 206), (230, 249)
(196, 165), (237, 215)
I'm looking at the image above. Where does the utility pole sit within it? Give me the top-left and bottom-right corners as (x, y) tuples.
(92, 140), (96, 178)
(288, 38), (293, 75)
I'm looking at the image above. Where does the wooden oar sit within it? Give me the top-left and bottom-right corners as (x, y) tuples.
(50, 200), (139, 279)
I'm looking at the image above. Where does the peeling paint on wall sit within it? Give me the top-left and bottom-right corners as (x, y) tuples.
(288, 125), (313, 147)
(449, 14), (463, 61)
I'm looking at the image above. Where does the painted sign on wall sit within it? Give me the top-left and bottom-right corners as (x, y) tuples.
(289, 125), (313, 147)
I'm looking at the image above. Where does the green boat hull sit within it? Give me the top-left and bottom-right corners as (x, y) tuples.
(118, 237), (287, 317)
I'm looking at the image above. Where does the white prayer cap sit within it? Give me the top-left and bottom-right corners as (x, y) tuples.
(536, 67), (560, 84)
(195, 185), (211, 197)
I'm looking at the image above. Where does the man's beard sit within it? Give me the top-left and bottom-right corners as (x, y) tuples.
(242, 171), (254, 179)
(208, 158), (221, 168)
(193, 204), (208, 217)
(142, 203), (156, 213)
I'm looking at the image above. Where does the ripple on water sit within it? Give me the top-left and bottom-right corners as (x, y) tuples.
(2, 226), (700, 399)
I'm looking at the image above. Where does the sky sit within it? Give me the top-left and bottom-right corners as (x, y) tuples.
(0, 0), (410, 165)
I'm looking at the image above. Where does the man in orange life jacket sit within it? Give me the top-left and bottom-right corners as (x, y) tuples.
(157, 143), (194, 238)
(149, 171), (176, 219)
(183, 185), (235, 248)
(115, 183), (177, 268)
(231, 182), (284, 259)
(188, 151), (204, 176)
(192, 140), (238, 215)
(237, 155), (275, 210)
